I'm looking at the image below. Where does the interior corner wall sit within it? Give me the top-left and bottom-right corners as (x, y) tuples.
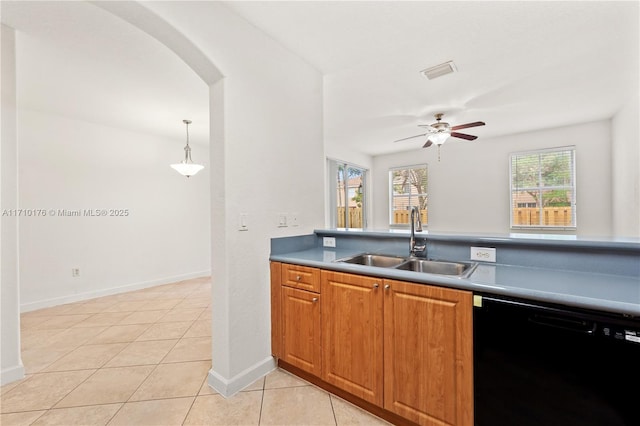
(142, 1), (325, 395)
(1, 23), (25, 385)
(611, 95), (640, 238)
(1, 22), (25, 385)
(372, 120), (613, 236)
(18, 109), (211, 311)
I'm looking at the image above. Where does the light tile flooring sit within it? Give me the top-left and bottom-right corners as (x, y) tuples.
(1, 277), (390, 425)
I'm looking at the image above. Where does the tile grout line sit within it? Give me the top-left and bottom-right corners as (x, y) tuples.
(46, 367), (101, 413)
(328, 394), (339, 426)
(181, 371), (210, 425)
(257, 376), (267, 425)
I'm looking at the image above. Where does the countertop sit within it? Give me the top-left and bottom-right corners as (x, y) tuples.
(270, 245), (640, 317)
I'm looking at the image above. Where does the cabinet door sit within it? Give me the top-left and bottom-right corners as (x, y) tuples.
(281, 286), (322, 376)
(384, 279), (473, 426)
(321, 271), (384, 405)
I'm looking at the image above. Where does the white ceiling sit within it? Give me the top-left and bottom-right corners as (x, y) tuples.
(224, 1), (640, 155)
(2, 1), (638, 156)
(0, 0), (210, 145)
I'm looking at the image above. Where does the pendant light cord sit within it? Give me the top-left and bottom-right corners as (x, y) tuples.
(183, 119), (192, 163)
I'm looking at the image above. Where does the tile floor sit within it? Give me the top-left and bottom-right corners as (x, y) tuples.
(1, 277), (390, 425)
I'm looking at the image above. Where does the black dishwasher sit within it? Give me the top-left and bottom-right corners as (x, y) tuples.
(474, 294), (640, 426)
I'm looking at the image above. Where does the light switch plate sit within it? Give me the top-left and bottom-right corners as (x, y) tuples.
(238, 213), (248, 231)
(277, 213), (288, 228)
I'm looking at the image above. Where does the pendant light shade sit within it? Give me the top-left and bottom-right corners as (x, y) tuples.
(171, 162), (204, 177)
(171, 119), (204, 177)
(428, 131), (450, 145)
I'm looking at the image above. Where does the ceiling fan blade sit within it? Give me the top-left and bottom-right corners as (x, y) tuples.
(451, 121), (485, 131)
(394, 133), (427, 143)
(451, 132), (478, 141)
(423, 140), (433, 148)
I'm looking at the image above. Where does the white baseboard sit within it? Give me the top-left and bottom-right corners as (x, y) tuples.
(20, 270), (211, 313)
(207, 356), (277, 398)
(1, 364), (25, 386)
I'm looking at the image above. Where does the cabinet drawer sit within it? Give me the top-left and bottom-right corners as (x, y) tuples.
(281, 263), (320, 293)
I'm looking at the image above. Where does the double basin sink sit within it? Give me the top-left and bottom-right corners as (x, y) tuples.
(334, 253), (477, 278)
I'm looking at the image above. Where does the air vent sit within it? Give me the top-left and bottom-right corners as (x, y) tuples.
(420, 61), (457, 80)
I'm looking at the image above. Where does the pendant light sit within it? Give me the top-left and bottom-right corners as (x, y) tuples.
(171, 119), (204, 177)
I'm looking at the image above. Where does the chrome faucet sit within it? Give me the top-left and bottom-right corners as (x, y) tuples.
(410, 206), (426, 257)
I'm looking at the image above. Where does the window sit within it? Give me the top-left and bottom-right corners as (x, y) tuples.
(389, 165), (427, 227)
(510, 147), (576, 229)
(328, 159), (367, 229)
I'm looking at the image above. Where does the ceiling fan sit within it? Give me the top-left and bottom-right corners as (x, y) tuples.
(394, 113), (485, 148)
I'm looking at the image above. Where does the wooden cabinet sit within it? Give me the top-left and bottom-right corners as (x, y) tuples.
(270, 262), (283, 358)
(272, 262), (322, 376)
(281, 286), (322, 376)
(281, 263), (321, 293)
(321, 270), (384, 405)
(271, 262), (473, 426)
(383, 279), (473, 426)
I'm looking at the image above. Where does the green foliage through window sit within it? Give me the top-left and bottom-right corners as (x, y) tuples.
(389, 165), (428, 227)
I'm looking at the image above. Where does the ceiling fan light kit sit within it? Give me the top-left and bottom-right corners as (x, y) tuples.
(394, 113), (486, 161)
(171, 119), (204, 178)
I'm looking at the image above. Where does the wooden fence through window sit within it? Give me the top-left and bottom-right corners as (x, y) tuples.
(337, 207), (364, 228)
(337, 207), (572, 228)
(513, 207), (573, 226)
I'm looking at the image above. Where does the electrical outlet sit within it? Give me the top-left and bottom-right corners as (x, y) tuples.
(470, 247), (496, 262)
(323, 237), (336, 248)
(277, 213), (288, 228)
(72, 268), (80, 277)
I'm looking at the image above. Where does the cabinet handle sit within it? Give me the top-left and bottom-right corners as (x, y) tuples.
(296, 275), (301, 281)
(384, 284), (390, 290)
(373, 283), (379, 289)
(312, 297), (318, 303)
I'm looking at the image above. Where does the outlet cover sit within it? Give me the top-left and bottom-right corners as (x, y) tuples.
(470, 247), (496, 262)
(323, 237), (336, 248)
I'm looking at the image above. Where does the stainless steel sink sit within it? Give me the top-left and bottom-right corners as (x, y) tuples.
(395, 259), (477, 277)
(334, 253), (407, 268)
(334, 253), (477, 278)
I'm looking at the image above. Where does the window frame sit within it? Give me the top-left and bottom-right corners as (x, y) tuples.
(388, 164), (428, 229)
(327, 159), (368, 229)
(509, 146), (576, 231)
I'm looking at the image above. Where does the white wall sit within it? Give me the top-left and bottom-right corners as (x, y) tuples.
(142, 2), (325, 395)
(1, 24), (25, 385)
(372, 120), (614, 236)
(611, 95), (640, 237)
(18, 109), (211, 310)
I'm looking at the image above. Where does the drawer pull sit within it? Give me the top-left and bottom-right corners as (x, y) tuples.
(312, 297), (318, 303)
(296, 275), (301, 281)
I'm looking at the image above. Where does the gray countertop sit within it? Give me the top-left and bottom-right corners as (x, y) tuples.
(270, 246), (640, 317)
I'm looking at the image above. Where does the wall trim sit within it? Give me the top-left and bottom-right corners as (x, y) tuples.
(20, 270), (211, 313)
(207, 356), (276, 398)
(1, 364), (25, 386)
